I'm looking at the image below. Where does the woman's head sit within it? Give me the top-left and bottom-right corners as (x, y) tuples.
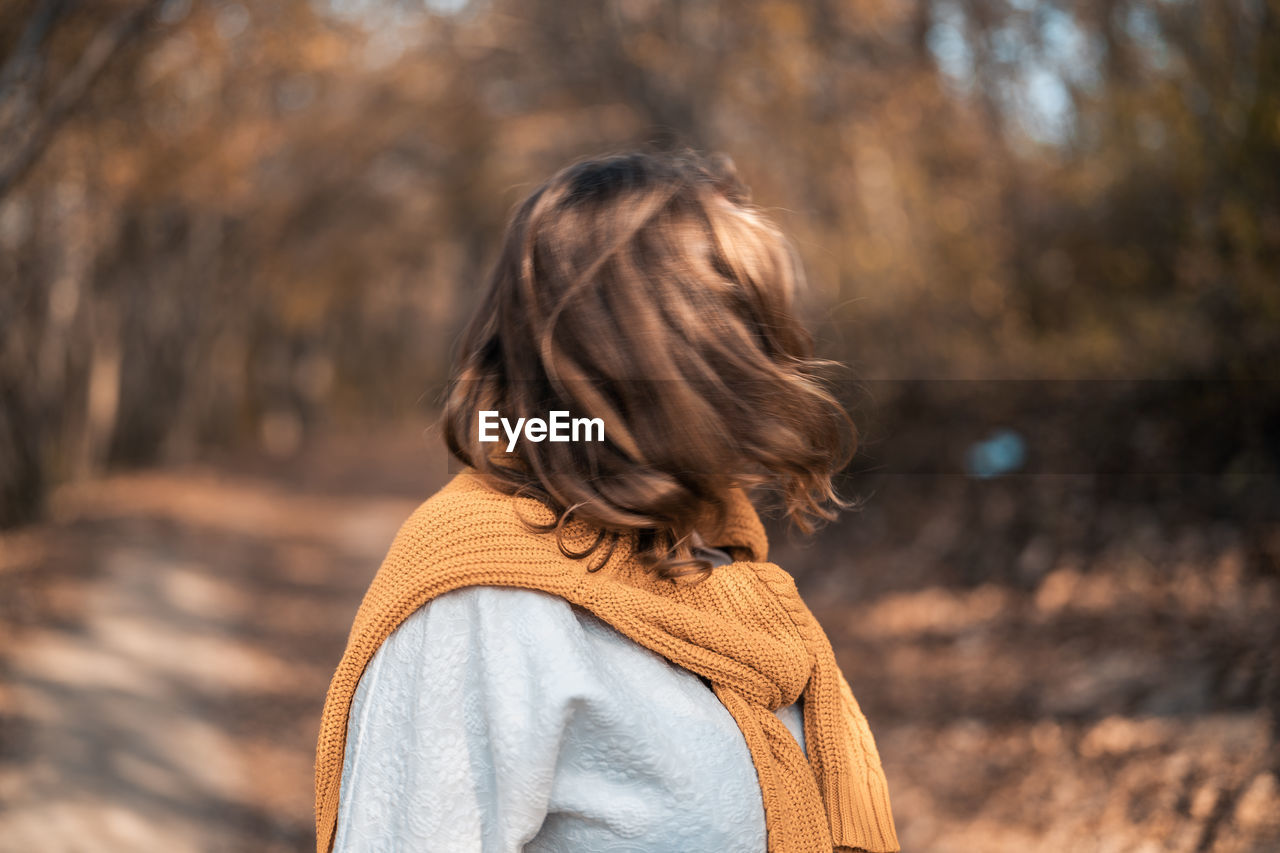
(443, 148), (854, 578)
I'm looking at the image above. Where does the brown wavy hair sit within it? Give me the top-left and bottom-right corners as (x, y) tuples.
(442, 148), (855, 580)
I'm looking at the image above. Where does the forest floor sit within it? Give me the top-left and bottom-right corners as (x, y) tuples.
(0, 427), (1277, 853)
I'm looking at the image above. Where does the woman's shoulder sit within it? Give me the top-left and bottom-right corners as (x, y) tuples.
(367, 584), (710, 707)
(360, 472), (591, 611)
(370, 585), (602, 683)
(391, 584), (584, 642)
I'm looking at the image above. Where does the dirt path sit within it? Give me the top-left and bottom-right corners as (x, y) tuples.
(0, 467), (424, 852)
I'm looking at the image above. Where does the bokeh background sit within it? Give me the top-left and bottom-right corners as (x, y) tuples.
(1, 0), (1279, 850)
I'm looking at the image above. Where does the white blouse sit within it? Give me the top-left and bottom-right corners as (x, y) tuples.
(333, 582), (807, 852)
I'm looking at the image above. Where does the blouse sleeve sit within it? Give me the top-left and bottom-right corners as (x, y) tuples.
(332, 585), (593, 853)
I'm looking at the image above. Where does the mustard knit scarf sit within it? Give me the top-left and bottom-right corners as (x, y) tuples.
(314, 470), (900, 853)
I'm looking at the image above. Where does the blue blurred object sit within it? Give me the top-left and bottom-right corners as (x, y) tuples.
(965, 428), (1027, 478)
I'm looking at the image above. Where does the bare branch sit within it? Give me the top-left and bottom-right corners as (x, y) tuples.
(0, 0), (75, 101)
(0, 0), (163, 200)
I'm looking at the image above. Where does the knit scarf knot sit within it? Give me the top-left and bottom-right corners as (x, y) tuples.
(314, 470), (900, 853)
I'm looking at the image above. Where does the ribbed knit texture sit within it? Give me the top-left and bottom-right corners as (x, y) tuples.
(314, 470), (900, 853)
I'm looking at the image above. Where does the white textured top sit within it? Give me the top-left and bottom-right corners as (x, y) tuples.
(333, 582), (807, 852)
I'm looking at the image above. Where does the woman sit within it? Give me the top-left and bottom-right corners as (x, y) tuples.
(314, 149), (899, 853)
